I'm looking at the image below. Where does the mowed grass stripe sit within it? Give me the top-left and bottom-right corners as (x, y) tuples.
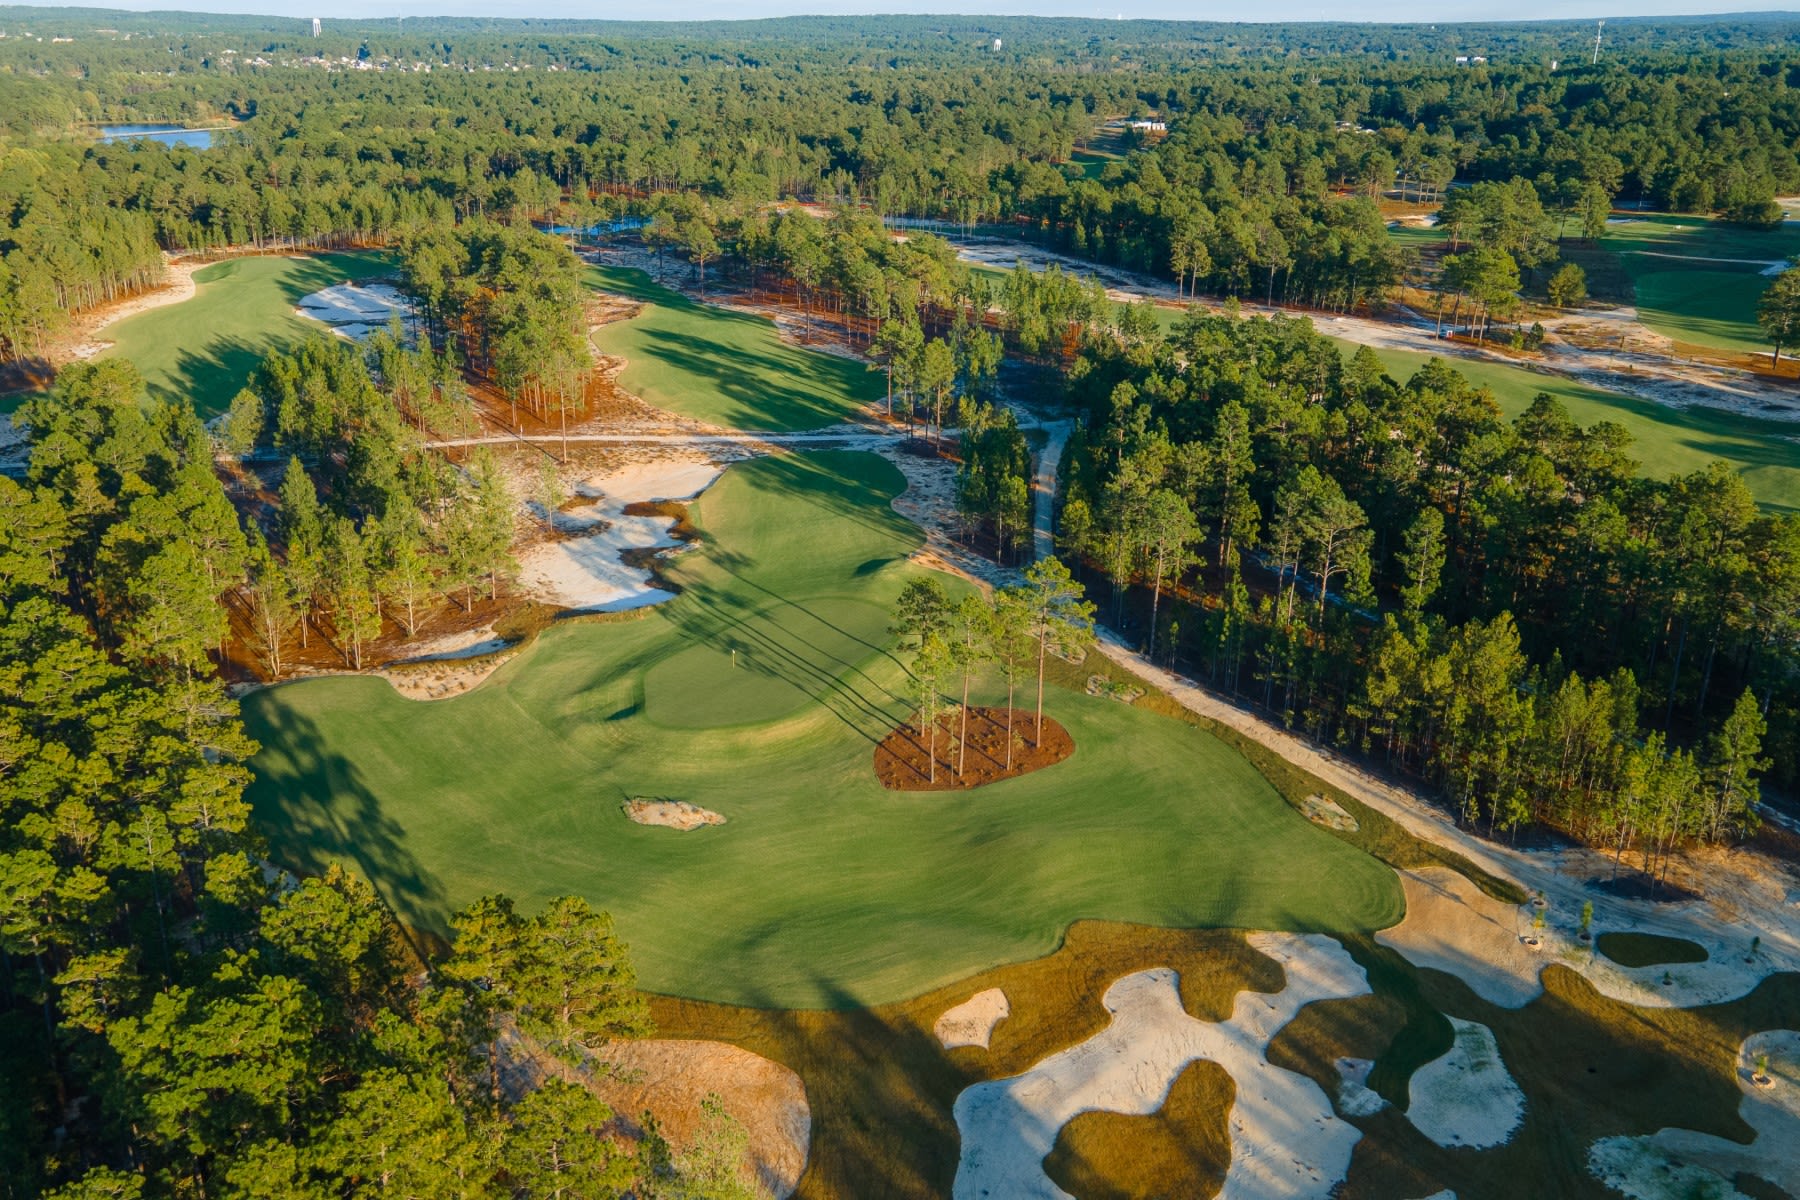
(244, 450), (1400, 1008)
(586, 265), (882, 431)
(99, 251), (393, 417)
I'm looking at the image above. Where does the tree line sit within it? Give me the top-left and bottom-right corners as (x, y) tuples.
(1055, 308), (1785, 866)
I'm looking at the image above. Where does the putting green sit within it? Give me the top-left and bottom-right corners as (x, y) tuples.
(98, 251), (392, 417)
(244, 450), (1401, 1007)
(587, 266), (882, 431)
(1329, 339), (1800, 511)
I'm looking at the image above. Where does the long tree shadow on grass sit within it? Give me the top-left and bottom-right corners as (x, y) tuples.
(242, 692), (451, 941)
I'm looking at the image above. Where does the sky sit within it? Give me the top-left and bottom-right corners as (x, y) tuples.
(6, 0), (1797, 22)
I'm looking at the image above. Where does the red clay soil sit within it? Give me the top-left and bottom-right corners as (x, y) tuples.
(874, 705), (1073, 792)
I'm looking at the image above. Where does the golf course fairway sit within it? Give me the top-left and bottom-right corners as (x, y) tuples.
(244, 450), (1401, 1008)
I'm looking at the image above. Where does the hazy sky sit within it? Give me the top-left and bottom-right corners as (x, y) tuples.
(10, 0), (1800, 21)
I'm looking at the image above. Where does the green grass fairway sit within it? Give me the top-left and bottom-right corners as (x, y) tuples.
(1328, 338), (1800, 509)
(99, 251), (392, 417)
(1597, 214), (1800, 353)
(587, 266), (882, 431)
(243, 449), (1400, 1008)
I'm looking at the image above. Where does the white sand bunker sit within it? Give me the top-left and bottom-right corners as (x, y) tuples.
(1378, 868), (1550, 1008)
(295, 282), (415, 340)
(1589, 1030), (1800, 1200)
(586, 1039), (810, 1199)
(1406, 1018), (1525, 1149)
(1301, 794), (1358, 833)
(936, 989), (1011, 1050)
(952, 932), (1369, 1200)
(1334, 1057), (1388, 1118)
(518, 456), (725, 612)
(1579, 940), (1769, 1011)
(623, 798), (724, 831)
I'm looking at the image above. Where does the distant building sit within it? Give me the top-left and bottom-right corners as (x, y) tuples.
(992, 38), (1002, 51)
(1456, 54), (1487, 65)
(1129, 119), (1167, 132)
(312, 17), (321, 37)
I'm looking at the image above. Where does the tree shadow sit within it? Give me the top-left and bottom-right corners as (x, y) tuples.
(241, 690), (451, 940)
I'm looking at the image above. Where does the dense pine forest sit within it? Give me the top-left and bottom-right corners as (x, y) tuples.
(5, 8), (1800, 1197)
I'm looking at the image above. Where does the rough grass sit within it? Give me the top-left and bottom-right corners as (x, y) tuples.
(1043, 1059), (1234, 1200)
(98, 251), (392, 416)
(1330, 338), (1800, 510)
(586, 265), (882, 430)
(244, 449), (1401, 1008)
(1596, 931), (1710, 969)
(651, 923), (1279, 1200)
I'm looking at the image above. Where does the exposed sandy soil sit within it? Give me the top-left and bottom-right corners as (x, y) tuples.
(379, 647), (519, 701)
(873, 707), (1073, 792)
(952, 933), (1371, 1200)
(1334, 1056), (1388, 1118)
(1377, 867), (1552, 1008)
(512, 452), (727, 612)
(623, 798), (726, 831)
(1588, 1029), (1800, 1200)
(65, 255), (199, 360)
(1405, 1017), (1525, 1150)
(935, 988), (1012, 1050)
(294, 280), (414, 341)
(1300, 794), (1359, 833)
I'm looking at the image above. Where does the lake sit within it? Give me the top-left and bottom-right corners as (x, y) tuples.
(95, 124), (215, 149)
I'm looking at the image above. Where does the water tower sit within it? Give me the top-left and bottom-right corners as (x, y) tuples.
(311, 17), (321, 37)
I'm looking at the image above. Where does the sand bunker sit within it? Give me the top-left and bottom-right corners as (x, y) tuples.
(623, 798), (725, 831)
(1334, 1056), (1388, 1118)
(295, 282), (415, 340)
(953, 932), (1369, 1200)
(1589, 1029), (1800, 1200)
(1378, 867), (1551, 1008)
(585, 1039), (810, 1200)
(936, 989), (1011, 1050)
(1301, 794), (1358, 833)
(517, 455), (724, 612)
(1406, 1018), (1525, 1149)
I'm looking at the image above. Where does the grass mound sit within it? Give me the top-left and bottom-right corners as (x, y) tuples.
(586, 265), (882, 430)
(100, 251), (392, 416)
(245, 449), (1401, 1007)
(1596, 931), (1710, 968)
(1044, 1059), (1232, 1200)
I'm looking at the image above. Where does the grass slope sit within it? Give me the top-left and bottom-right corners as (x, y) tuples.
(586, 265), (882, 431)
(244, 450), (1400, 1008)
(1599, 214), (1800, 354)
(1330, 339), (1800, 509)
(99, 251), (392, 417)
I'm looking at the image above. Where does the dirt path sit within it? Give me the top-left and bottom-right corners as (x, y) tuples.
(1032, 421), (1072, 562)
(939, 233), (1800, 422)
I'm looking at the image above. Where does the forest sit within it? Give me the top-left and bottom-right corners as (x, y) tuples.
(5, 8), (1800, 1197)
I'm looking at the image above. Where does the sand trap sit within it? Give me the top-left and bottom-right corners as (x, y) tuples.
(1589, 1030), (1800, 1200)
(1378, 867), (1551, 1008)
(517, 455), (725, 612)
(936, 989), (1011, 1050)
(1301, 794), (1358, 833)
(953, 932), (1369, 1200)
(295, 282), (415, 339)
(1406, 1018), (1525, 1149)
(395, 624), (512, 662)
(1578, 942), (1771, 1011)
(623, 798), (725, 831)
(1334, 1056), (1388, 1118)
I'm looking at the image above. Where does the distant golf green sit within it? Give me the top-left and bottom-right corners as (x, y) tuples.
(244, 450), (1401, 1008)
(587, 265), (882, 431)
(1328, 338), (1800, 510)
(1599, 214), (1799, 354)
(99, 251), (392, 417)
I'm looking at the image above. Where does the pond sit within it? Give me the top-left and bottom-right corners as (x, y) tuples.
(95, 124), (215, 149)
